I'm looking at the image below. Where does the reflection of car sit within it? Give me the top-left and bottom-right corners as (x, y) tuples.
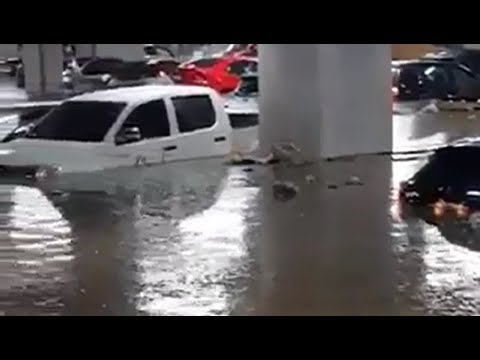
(399, 139), (480, 223)
(0, 85), (233, 174)
(179, 55), (258, 94)
(392, 59), (480, 102)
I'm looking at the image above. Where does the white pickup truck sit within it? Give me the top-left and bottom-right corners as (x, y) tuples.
(0, 85), (239, 175)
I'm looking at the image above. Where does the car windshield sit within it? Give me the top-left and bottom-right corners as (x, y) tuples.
(236, 75), (258, 96)
(25, 101), (126, 142)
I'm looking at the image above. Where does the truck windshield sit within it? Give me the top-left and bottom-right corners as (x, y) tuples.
(26, 101), (126, 142)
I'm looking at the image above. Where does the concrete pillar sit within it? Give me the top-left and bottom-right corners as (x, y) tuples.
(0, 44), (19, 58)
(23, 44), (63, 98)
(258, 44), (392, 160)
(74, 44), (96, 58)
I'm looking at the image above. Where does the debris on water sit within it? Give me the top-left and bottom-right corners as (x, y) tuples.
(272, 181), (299, 202)
(80, 288), (86, 295)
(242, 167), (254, 173)
(271, 142), (309, 166)
(345, 176), (364, 186)
(468, 114), (477, 120)
(94, 250), (99, 255)
(227, 142), (309, 167)
(101, 304), (107, 309)
(226, 152), (277, 166)
(305, 174), (318, 183)
(327, 183), (339, 190)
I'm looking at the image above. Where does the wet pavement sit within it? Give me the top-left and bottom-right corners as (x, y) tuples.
(2, 79), (480, 315)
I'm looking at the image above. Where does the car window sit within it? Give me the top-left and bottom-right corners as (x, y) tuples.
(451, 66), (476, 88)
(119, 100), (170, 141)
(227, 60), (257, 76)
(236, 75), (258, 96)
(28, 101), (125, 142)
(172, 95), (216, 133)
(423, 65), (451, 88)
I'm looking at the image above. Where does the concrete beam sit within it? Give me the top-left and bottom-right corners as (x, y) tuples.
(74, 44), (96, 58)
(258, 44), (392, 160)
(95, 44), (144, 61)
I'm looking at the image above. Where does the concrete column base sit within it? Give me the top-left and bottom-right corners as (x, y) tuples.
(258, 44), (392, 160)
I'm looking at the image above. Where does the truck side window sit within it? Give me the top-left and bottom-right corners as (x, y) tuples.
(172, 95), (216, 133)
(119, 100), (170, 140)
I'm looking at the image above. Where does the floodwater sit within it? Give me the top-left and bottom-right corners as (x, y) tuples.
(2, 80), (480, 315)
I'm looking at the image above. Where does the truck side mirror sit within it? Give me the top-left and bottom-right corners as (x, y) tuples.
(116, 125), (142, 145)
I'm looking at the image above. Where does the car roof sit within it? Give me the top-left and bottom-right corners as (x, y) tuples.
(68, 85), (217, 104)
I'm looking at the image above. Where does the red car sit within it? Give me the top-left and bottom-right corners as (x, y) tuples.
(178, 54), (258, 94)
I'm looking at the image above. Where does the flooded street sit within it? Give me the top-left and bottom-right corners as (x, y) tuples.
(2, 77), (480, 315)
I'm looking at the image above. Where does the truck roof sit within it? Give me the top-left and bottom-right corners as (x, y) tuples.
(69, 85), (217, 104)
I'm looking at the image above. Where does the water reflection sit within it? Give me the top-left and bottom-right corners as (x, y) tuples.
(0, 185), (73, 315)
(135, 168), (259, 316)
(392, 155), (480, 315)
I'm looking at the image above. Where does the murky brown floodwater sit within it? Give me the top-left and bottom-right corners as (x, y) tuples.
(2, 83), (480, 315)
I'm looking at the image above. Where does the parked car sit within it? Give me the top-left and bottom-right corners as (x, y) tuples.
(62, 57), (126, 92)
(392, 59), (480, 102)
(143, 44), (175, 60)
(224, 72), (259, 112)
(0, 85), (234, 174)
(147, 58), (182, 83)
(179, 55), (258, 94)
(0, 57), (21, 77)
(399, 138), (480, 223)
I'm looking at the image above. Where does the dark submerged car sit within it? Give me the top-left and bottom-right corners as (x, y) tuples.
(392, 59), (480, 102)
(399, 139), (480, 223)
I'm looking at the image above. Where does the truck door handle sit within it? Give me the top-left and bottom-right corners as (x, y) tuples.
(163, 145), (177, 152)
(214, 136), (226, 143)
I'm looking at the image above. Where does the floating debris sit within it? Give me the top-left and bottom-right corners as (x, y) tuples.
(242, 167), (254, 173)
(327, 183), (339, 190)
(272, 181), (299, 202)
(226, 152), (277, 166)
(271, 142), (309, 166)
(305, 174), (318, 184)
(468, 114), (477, 120)
(345, 176), (364, 186)
(226, 142), (308, 167)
